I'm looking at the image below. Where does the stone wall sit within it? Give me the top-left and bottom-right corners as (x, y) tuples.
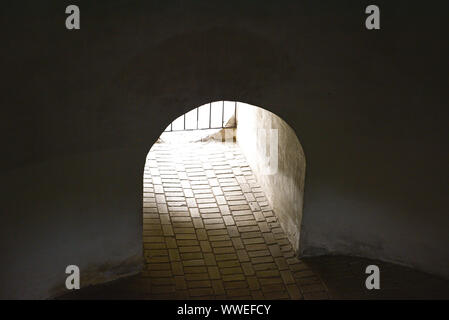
(236, 103), (305, 252)
(1, 1), (448, 298)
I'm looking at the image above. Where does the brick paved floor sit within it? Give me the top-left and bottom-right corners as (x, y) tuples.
(59, 140), (449, 300)
(140, 140), (327, 299)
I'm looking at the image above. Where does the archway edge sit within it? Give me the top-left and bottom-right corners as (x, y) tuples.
(144, 100), (307, 253)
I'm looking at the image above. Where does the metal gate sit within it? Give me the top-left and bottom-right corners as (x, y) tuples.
(164, 101), (237, 132)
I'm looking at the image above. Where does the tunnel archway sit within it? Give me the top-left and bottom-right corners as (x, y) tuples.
(141, 101), (306, 298)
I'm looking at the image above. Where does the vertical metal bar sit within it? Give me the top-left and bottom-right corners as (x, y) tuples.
(183, 113), (186, 130)
(196, 107), (199, 130)
(234, 101), (237, 127)
(222, 101), (225, 128)
(209, 103), (212, 129)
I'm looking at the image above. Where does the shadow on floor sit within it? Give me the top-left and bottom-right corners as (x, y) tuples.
(58, 255), (449, 300)
(303, 255), (449, 300)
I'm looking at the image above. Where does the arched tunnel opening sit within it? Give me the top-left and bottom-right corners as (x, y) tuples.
(141, 101), (307, 299)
